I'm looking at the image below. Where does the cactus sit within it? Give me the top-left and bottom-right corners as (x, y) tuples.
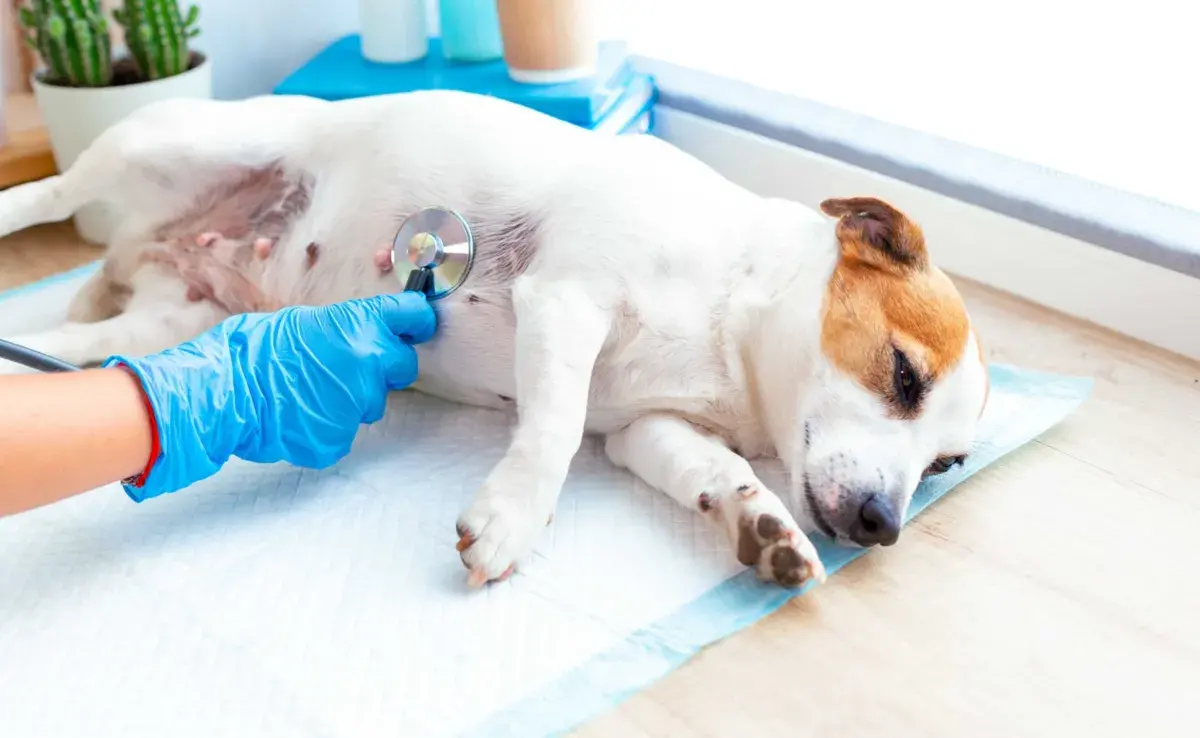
(17, 0), (114, 87)
(113, 0), (201, 81)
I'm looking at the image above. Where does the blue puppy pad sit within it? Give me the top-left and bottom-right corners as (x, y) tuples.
(468, 365), (1092, 738)
(0, 268), (1090, 738)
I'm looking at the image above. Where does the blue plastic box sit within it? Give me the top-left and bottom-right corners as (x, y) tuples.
(274, 35), (638, 127)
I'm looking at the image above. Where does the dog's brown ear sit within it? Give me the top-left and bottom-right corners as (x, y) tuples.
(820, 197), (927, 270)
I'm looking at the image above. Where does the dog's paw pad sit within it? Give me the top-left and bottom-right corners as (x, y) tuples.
(768, 545), (810, 588)
(755, 512), (785, 539)
(253, 237), (274, 259)
(736, 512), (825, 588)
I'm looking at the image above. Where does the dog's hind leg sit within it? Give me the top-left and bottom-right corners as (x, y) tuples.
(605, 414), (826, 588)
(0, 128), (132, 239)
(454, 275), (613, 586)
(0, 98), (297, 242)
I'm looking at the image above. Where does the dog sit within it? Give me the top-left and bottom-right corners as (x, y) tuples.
(0, 90), (989, 589)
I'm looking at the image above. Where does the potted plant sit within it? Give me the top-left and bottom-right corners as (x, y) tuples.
(18, 0), (210, 243)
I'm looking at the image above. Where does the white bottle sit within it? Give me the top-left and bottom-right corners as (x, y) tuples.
(359, 0), (429, 63)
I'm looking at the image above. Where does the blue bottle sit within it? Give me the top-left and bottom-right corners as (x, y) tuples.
(439, 0), (505, 62)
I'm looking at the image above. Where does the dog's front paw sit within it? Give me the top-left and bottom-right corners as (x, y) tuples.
(455, 489), (548, 588)
(725, 487), (827, 588)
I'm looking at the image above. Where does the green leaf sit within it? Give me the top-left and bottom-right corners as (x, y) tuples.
(112, 8), (126, 25)
(187, 28), (200, 38)
(18, 7), (36, 28)
(185, 5), (199, 27)
(23, 36), (38, 51)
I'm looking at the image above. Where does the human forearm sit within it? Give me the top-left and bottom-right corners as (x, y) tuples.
(0, 368), (153, 517)
(0, 292), (434, 518)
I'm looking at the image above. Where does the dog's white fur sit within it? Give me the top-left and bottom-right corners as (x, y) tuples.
(0, 90), (988, 588)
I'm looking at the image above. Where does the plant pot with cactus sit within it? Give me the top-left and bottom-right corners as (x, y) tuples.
(18, 0), (211, 243)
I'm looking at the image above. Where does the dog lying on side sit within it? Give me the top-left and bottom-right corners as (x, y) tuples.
(0, 90), (989, 589)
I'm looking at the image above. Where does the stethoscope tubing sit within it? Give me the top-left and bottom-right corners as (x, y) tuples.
(0, 338), (81, 373)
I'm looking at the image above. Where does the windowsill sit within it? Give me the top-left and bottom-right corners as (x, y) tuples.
(631, 55), (1200, 282)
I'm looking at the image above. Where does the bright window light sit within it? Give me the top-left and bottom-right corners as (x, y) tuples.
(603, 0), (1199, 213)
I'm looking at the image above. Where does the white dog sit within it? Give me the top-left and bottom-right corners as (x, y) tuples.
(0, 90), (989, 589)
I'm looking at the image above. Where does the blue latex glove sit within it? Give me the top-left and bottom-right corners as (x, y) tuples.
(104, 292), (437, 501)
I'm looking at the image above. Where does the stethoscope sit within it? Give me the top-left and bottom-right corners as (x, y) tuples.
(0, 207), (476, 374)
(390, 206), (475, 299)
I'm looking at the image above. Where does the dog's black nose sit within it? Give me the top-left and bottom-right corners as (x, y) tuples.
(850, 494), (901, 547)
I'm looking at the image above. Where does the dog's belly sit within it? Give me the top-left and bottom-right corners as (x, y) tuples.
(409, 292), (520, 411)
(408, 292), (757, 446)
(585, 340), (754, 439)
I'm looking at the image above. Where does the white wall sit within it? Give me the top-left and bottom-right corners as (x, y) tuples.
(189, 0), (357, 99)
(188, 0), (443, 100)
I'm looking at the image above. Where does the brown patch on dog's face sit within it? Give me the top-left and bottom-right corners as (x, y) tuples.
(818, 197), (971, 417)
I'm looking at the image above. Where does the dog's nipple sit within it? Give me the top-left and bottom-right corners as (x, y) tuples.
(195, 231), (221, 248)
(253, 238), (274, 259)
(374, 246), (393, 274)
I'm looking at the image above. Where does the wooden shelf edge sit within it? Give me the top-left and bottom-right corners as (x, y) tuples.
(1, 91), (58, 190)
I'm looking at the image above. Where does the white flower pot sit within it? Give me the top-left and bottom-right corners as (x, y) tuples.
(31, 53), (213, 244)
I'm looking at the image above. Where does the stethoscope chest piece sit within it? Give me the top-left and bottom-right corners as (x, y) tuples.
(391, 207), (475, 300)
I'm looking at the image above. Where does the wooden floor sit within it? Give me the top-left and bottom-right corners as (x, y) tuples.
(0, 222), (103, 291)
(2, 224), (1198, 737)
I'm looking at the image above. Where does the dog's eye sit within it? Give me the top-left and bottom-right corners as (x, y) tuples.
(923, 454), (966, 478)
(892, 347), (925, 411)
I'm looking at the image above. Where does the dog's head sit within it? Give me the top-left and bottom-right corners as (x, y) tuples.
(782, 197), (988, 547)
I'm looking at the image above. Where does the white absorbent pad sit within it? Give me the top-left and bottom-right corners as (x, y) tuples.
(0, 265), (1093, 737)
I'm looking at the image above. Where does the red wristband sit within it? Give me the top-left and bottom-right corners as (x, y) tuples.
(118, 365), (162, 488)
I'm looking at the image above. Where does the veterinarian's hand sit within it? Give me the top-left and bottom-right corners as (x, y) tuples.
(104, 292), (437, 500)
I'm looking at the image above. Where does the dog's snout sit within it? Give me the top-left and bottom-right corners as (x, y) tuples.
(850, 494), (900, 547)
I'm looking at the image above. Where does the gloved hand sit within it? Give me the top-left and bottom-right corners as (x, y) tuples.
(104, 292), (437, 501)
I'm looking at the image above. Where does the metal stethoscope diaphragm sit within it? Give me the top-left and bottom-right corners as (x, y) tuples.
(391, 207), (476, 301)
